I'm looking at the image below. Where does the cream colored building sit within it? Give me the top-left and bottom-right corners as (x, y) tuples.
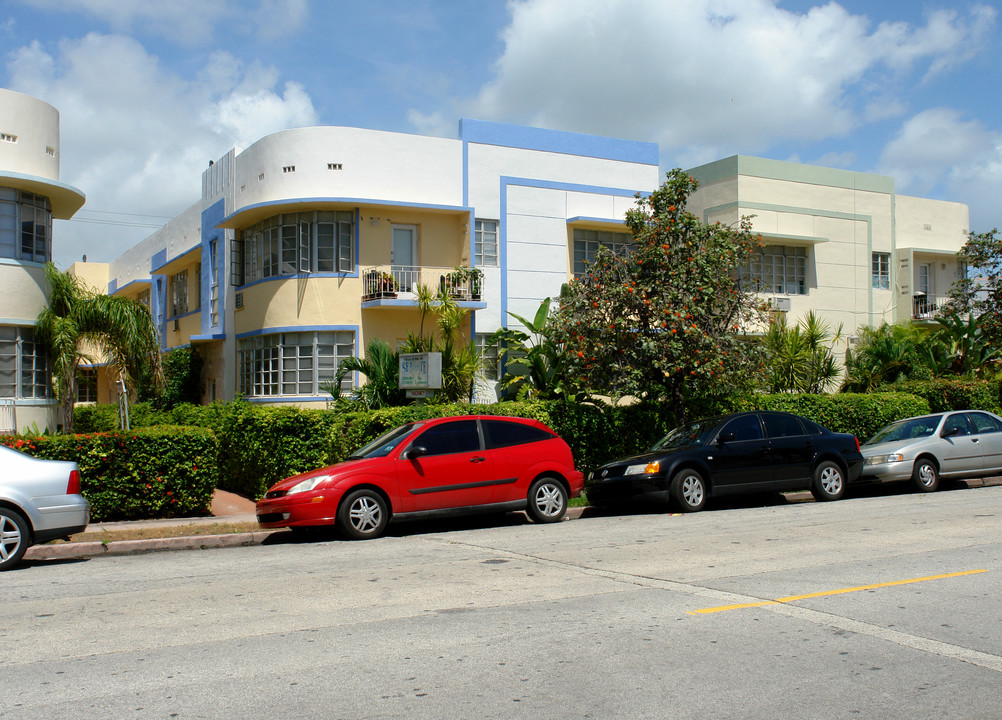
(686, 156), (969, 335)
(0, 88), (86, 432)
(76, 126), (970, 407)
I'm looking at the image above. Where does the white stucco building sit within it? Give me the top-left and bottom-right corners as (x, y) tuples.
(73, 120), (969, 407)
(1, 88), (86, 432)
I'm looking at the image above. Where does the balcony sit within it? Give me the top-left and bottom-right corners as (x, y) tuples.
(361, 265), (485, 306)
(912, 293), (950, 320)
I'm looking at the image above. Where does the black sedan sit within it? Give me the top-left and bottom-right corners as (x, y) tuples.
(586, 411), (864, 512)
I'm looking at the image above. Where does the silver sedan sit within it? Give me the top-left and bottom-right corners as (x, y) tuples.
(0, 445), (90, 570)
(860, 410), (1002, 491)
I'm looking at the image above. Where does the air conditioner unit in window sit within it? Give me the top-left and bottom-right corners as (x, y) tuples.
(771, 297), (791, 312)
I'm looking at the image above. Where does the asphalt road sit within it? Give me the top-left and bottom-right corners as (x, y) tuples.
(3, 483), (1001, 720)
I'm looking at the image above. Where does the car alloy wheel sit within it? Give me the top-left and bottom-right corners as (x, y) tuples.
(670, 469), (707, 512)
(526, 477), (568, 523)
(337, 489), (389, 540)
(811, 461), (846, 502)
(0, 508), (30, 571)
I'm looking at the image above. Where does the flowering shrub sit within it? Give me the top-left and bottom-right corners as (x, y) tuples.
(1, 427), (217, 522)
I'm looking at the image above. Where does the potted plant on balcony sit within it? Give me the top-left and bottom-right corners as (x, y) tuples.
(443, 266), (483, 300)
(363, 270), (397, 300)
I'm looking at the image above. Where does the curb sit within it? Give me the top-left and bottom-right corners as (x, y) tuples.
(24, 530), (286, 562)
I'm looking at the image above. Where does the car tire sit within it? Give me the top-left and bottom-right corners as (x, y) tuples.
(670, 469), (707, 512)
(911, 458), (940, 492)
(811, 461), (846, 502)
(336, 489), (389, 540)
(526, 477), (568, 523)
(0, 507), (31, 571)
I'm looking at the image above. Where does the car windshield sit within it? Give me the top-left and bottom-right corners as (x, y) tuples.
(348, 422), (424, 459)
(865, 417), (939, 446)
(651, 420), (718, 451)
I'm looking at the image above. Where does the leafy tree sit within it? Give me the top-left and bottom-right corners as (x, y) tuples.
(34, 263), (162, 432)
(926, 309), (1000, 377)
(841, 323), (931, 392)
(554, 169), (765, 419)
(490, 297), (585, 401)
(761, 311), (844, 393)
(949, 228), (1002, 345)
(327, 339), (405, 410)
(157, 347), (204, 409)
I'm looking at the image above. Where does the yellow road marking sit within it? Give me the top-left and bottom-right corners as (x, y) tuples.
(689, 569), (988, 615)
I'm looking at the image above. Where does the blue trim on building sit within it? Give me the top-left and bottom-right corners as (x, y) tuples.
(236, 271), (358, 292)
(151, 243), (200, 273)
(459, 119), (659, 166)
(151, 248), (167, 272)
(219, 197), (472, 228)
(190, 333), (226, 341)
(567, 216), (628, 226)
(109, 278), (151, 295)
(235, 324), (359, 340)
(201, 198), (227, 337)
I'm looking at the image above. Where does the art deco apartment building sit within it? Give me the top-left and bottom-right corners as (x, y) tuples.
(76, 119), (968, 408)
(0, 88), (86, 432)
(86, 120), (660, 405)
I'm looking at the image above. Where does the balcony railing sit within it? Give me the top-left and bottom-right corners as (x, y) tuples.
(912, 293), (950, 320)
(362, 265), (484, 302)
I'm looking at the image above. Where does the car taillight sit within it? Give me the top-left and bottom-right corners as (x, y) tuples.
(854, 437), (861, 452)
(67, 469), (81, 495)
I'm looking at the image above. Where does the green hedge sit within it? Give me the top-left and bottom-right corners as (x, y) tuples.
(1, 427), (217, 522)
(734, 392), (931, 442)
(876, 379), (1001, 414)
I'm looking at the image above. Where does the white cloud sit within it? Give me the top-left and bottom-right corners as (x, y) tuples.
(17, 0), (309, 46)
(880, 108), (1002, 231)
(5, 33), (318, 265)
(463, 0), (994, 162)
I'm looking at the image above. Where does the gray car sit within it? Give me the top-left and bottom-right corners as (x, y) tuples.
(860, 410), (1002, 492)
(0, 444), (90, 570)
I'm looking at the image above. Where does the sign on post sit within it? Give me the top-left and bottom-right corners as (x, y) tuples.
(399, 352), (442, 398)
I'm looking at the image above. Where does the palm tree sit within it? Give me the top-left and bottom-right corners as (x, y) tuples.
(762, 311), (844, 394)
(328, 339), (405, 409)
(34, 263), (163, 432)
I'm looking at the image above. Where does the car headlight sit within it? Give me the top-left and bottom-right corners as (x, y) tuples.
(286, 474), (333, 495)
(625, 461), (660, 475)
(865, 453), (904, 466)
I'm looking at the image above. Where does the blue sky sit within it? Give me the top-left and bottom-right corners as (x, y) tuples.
(2, 0), (1000, 268)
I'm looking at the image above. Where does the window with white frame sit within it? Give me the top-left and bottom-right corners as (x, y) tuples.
(872, 252), (890, 290)
(475, 219), (498, 267)
(169, 269), (188, 317)
(739, 245), (808, 295)
(475, 333), (500, 382)
(0, 326), (51, 399)
(237, 210), (354, 285)
(573, 228), (634, 278)
(209, 239), (220, 327)
(0, 188), (52, 263)
(238, 331), (355, 397)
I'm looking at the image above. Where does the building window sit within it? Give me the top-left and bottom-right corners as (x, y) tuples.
(0, 188), (52, 263)
(739, 245), (808, 295)
(872, 252), (890, 290)
(137, 288), (151, 309)
(238, 210), (354, 285)
(0, 326), (51, 399)
(76, 368), (98, 403)
(195, 263), (202, 310)
(475, 219), (498, 267)
(572, 228), (634, 278)
(169, 269), (188, 317)
(475, 334), (500, 382)
(209, 239), (220, 327)
(238, 330), (355, 398)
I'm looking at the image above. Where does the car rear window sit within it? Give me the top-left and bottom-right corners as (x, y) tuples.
(483, 419), (554, 449)
(762, 413), (805, 438)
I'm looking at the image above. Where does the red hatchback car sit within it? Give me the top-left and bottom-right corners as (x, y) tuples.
(256, 415), (584, 539)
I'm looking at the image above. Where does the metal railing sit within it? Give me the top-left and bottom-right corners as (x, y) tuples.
(0, 399), (15, 434)
(361, 265), (484, 301)
(912, 293), (950, 319)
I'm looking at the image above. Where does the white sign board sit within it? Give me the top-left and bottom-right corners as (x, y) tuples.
(399, 352), (442, 390)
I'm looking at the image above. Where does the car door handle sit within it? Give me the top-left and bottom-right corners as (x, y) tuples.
(470, 456), (487, 463)
(971, 438), (980, 443)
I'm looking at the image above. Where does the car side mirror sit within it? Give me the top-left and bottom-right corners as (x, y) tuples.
(403, 445), (427, 460)
(717, 432), (735, 444)
(941, 427), (960, 438)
